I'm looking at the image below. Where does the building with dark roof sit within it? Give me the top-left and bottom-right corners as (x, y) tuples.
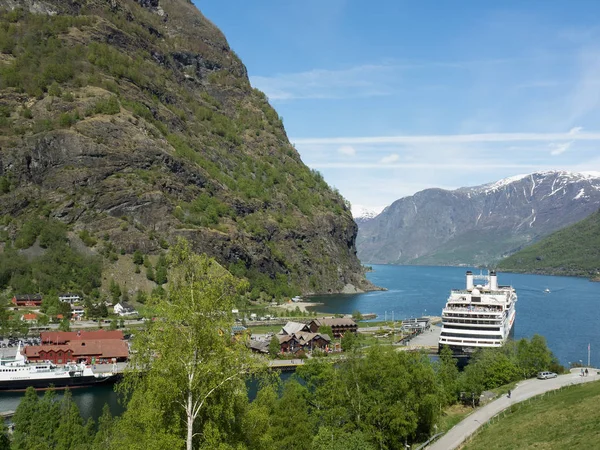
(308, 318), (357, 337)
(12, 294), (43, 307)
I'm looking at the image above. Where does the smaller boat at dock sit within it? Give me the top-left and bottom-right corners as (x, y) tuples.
(0, 343), (118, 392)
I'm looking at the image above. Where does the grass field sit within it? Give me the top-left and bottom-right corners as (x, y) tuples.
(463, 380), (600, 449)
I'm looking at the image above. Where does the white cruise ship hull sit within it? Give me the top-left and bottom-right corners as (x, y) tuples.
(438, 271), (517, 356)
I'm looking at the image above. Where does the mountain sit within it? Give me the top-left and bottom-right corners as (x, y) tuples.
(357, 171), (600, 266)
(351, 205), (384, 225)
(0, 0), (372, 297)
(497, 209), (600, 278)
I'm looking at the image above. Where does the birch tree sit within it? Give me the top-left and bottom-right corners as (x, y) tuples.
(115, 238), (256, 450)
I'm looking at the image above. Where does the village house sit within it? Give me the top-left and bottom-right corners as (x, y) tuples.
(276, 321), (331, 354)
(71, 304), (85, 319)
(308, 318), (358, 338)
(21, 313), (38, 323)
(280, 321), (310, 335)
(58, 293), (82, 304)
(11, 294), (43, 307)
(114, 302), (137, 316)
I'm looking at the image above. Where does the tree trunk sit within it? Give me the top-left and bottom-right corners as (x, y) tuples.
(186, 389), (194, 450)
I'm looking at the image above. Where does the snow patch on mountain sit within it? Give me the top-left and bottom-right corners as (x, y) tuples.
(352, 204), (385, 220)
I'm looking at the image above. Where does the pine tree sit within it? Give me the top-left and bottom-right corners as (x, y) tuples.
(93, 404), (114, 449)
(11, 387), (39, 450)
(55, 389), (90, 450)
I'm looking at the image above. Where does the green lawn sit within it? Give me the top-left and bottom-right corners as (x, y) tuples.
(463, 380), (600, 449)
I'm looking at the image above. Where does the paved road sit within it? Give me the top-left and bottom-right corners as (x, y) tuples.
(428, 367), (600, 450)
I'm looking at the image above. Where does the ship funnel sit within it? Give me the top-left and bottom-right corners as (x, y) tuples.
(490, 270), (498, 290)
(466, 271), (474, 290)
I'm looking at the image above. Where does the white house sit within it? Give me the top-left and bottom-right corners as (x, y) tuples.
(114, 302), (137, 317)
(59, 293), (81, 304)
(71, 304), (85, 319)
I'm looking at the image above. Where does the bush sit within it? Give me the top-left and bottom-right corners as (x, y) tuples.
(89, 96), (120, 115)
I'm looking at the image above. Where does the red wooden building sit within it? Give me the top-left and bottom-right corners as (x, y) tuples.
(24, 339), (129, 365)
(24, 330), (129, 365)
(12, 294), (43, 307)
(41, 330), (124, 344)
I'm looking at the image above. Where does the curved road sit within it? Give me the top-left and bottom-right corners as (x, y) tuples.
(428, 367), (600, 450)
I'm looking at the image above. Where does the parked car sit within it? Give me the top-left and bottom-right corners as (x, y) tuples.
(537, 371), (558, 379)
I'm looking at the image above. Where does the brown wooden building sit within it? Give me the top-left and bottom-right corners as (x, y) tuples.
(308, 318), (358, 337)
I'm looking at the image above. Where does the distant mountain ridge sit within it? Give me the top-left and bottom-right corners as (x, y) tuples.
(357, 171), (600, 266)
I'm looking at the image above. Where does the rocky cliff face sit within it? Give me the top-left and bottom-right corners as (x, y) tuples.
(357, 171), (600, 266)
(0, 0), (372, 295)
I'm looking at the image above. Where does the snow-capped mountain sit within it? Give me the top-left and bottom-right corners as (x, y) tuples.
(352, 205), (385, 223)
(357, 171), (600, 266)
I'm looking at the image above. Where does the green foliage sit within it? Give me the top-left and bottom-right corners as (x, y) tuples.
(318, 325), (333, 339)
(88, 96), (120, 115)
(1, 218), (102, 294)
(136, 290), (148, 304)
(498, 209), (600, 277)
(59, 110), (80, 127)
(109, 279), (121, 304)
(289, 348), (442, 448)
(58, 317), (71, 331)
(133, 249), (144, 266)
(11, 388), (92, 450)
(115, 238), (255, 450)
(0, 176), (10, 194)
(0, 12), (89, 95)
(436, 345), (460, 406)
(340, 330), (360, 352)
(268, 335), (280, 358)
(351, 310), (363, 321)
(79, 229), (97, 247)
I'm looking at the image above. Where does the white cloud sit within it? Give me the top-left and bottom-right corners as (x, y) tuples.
(250, 64), (396, 101)
(380, 154), (399, 164)
(569, 126), (583, 135)
(337, 145), (356, 156)
(293, 131), (600, 146)
(310, 162), (542, 170)
(549, 141), (573, 156)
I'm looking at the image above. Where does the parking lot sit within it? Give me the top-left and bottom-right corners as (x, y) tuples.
(0, 337), (41, 358)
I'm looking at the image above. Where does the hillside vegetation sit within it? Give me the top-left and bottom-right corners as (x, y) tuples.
(0, 0), (372, 299)
(498, 209), (600, 279)
(463, 380), (600, 450)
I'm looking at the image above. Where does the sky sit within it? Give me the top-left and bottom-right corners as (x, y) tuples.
(195, 1), (600, 216)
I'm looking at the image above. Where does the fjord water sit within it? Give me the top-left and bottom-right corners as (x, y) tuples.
(310, 265), (600, 366)
(2, 265), (598, 418)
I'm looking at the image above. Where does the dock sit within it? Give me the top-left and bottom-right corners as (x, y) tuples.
(397, 324), (441, 354)
(268, 359), (305, 371)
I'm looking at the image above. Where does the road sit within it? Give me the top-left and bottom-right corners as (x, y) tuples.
(428, 367), (600, 450)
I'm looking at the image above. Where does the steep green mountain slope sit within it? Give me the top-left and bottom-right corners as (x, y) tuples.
(0, 0), (372, 297)
(497, 209), (600, 278)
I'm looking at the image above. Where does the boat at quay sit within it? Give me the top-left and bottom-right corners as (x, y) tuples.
(0, 343), (118, 392)
(438, 270), (517, 355)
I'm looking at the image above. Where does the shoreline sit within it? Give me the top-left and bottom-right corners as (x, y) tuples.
(273, 301), (323, 314)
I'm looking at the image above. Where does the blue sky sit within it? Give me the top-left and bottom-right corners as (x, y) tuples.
(196, 1), (600, 215)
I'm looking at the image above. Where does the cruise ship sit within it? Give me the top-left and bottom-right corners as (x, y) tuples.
(0, 343), (118, 391)
(438, 270), (517, 355)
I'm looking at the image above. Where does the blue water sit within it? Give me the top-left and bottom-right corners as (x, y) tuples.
(309, 265), (600, 366)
